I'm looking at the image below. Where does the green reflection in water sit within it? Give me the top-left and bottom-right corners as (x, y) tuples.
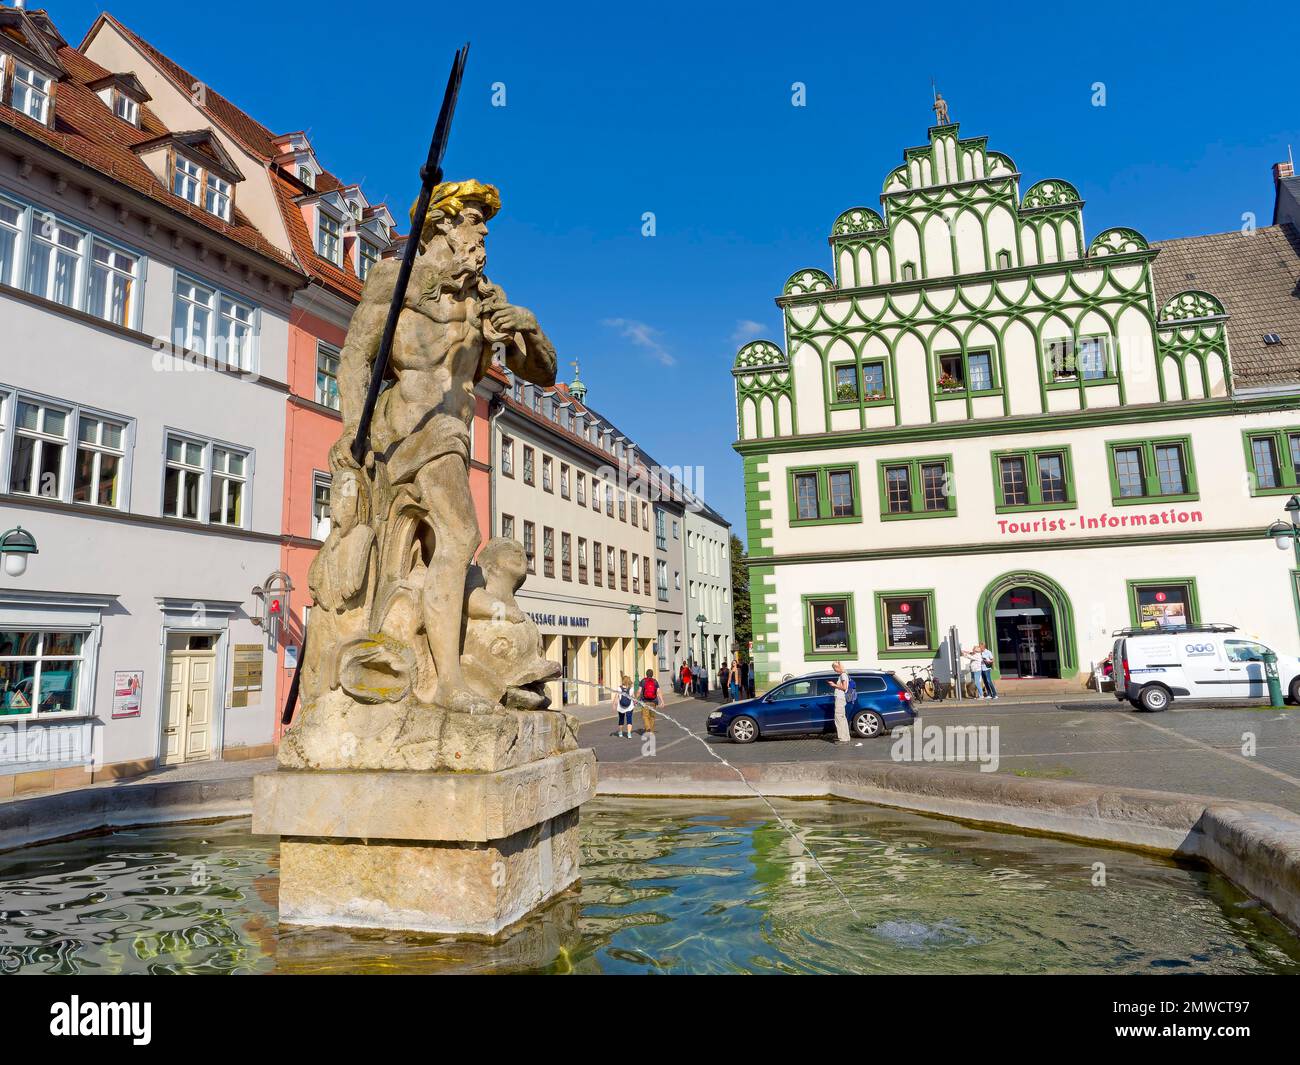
(1, 798), (1299, 975)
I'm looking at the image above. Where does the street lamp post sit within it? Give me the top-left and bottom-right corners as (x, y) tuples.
(0, 525), (38, 578)
(627, 603), (643, 679)
(1266, 496), (1300, 707)
(1267, 495), (1300, 647)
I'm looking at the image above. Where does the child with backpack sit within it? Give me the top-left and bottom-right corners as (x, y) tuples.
(637, 669), (661, 734)
(612, 674), (635, 739)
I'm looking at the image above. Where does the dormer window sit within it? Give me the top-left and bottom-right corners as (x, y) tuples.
(317, 211), (342, 265)
(298, 165), (315, 189)
(174, 155), (203, 205)
(205, 174), (232, 221)
(172, 153), (233, 221)
(12, 63), (52, 124)
(112, 91), (138, 126)
(358, 239), (380, 281)
(88, 73), (150, 129)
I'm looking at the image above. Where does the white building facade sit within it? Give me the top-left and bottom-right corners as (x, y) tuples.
(493, 375), (659, 706)
(684, 505), (733, 676)
(0, 8), (300, 789)
(734, 120), (1300, 691)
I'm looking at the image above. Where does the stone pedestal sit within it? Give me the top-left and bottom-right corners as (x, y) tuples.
(253, 706), (596, 937)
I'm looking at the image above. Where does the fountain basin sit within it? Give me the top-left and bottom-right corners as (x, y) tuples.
(1, 797), (1299, 974)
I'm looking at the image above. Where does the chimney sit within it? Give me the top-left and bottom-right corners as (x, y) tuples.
(1275, 161), (1295, 185)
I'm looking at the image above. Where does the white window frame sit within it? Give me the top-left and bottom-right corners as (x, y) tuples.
(12, 62), (52, 124)
(173, 154), (203, 206)
(205, 173), (232, 221)
(24, 211), (84, 310)
(87, 238), (140, 327)
(312, 471), (332, 540)
(172, 272), (260, 371)
(73, 412), (128, 509)
(0, 191), (22, 288)
(8, 395), (69, 500)
(209, 445), (248, 527)
(0, 189), (146, 328)
(317, 207), (343, 265)
(0, 384), (135, 509)
(112, 91), (139, 126)
(358, 238), (380, 281)
(173, 152), (235, 222)
(0, 629), (92, 721)
(161, 429), (253, 529)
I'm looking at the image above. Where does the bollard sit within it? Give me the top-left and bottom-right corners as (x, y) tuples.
(1263, 649), (1284, 708)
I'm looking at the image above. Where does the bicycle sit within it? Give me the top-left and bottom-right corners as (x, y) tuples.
(902, 665), (929, 704)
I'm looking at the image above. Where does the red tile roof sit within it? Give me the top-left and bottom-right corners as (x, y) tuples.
(1152, 224), (1300, 389)
(85, 12), (379, 302)
(0, 24), (297, 271)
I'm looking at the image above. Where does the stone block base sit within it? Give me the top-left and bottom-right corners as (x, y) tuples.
(277, 808), (581, 936)
(254, 748), (596, 936)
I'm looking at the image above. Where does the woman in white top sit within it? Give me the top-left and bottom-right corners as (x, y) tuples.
(964, 646), (986, 698)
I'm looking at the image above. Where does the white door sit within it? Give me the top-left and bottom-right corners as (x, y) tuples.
(162, 649), (217, 765)
(1222, 639), (1272, 700)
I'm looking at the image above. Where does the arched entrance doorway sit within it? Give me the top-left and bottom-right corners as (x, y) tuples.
(976, 571), (1077, 680)
(994, 586), (1058, 677)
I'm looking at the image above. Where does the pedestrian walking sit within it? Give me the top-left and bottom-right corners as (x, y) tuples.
(980, 644), (998, 700)
(718, 663), (729, 703)
(830, 661), (852, 743)
(747, 659), (755, 698)
(637, 669), (661, 734)
(612, 674), (635, 738)
(963, 645), (985, 698)
(678, 660), (690, 696)
(728, 657), (740, 703)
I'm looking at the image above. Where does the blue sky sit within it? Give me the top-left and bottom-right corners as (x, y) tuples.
(72, 0), (1299, 541)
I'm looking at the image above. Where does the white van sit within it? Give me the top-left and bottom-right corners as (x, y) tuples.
(1112, 625), (1300, 712)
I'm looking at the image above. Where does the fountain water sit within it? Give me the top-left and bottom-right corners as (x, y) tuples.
(554, 676), (862, 923)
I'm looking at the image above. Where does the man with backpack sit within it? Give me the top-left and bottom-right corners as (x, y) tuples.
(637, 668), (662, 735)
(830, 661), (854, 743)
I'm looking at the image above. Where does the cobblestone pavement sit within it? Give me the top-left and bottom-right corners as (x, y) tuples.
(578, 692), (1300, 812)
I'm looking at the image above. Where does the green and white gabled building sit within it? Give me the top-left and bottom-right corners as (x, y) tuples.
(733, 121), (1300, 690)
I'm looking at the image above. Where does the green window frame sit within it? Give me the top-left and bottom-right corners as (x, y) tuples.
(1126, 578), (1201, 630)
(1242, 427), (1300, 496)
(1044, 333), (1117, 389)
(874, 589), (938, 658)
(934, 347), (999, 398)
(1105, 436), (1198, 505)
(991, 445), (1076, 512)
(801, 592), (857, 659)
(787, 464), (862, 526)
(876, 455), (956, 520)
(830, 358), (891, 408)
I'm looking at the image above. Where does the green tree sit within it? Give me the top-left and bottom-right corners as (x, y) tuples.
(730, 534), (752, 661)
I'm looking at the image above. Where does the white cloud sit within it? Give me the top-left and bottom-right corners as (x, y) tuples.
(730, 319), (766, 343)
(602, 317), (676, 366)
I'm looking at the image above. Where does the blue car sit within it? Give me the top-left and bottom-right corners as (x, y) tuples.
(706, 670), (916, 743)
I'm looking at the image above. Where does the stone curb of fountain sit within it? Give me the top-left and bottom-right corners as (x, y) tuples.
(0, 774), (256, 853)
(595, 760), (1300, 933)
